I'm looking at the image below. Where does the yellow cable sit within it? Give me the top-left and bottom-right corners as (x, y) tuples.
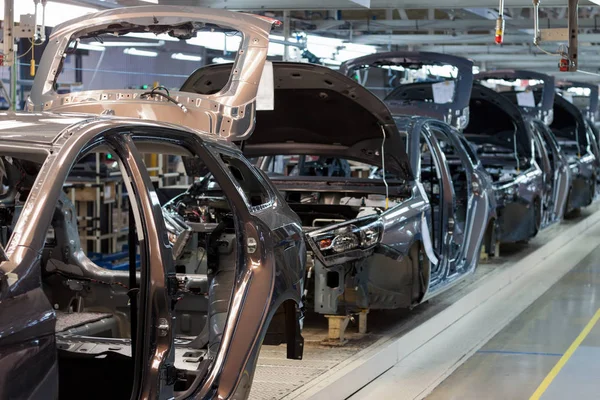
(30, 31), (36, 76)
(16, 45), (33, 59)
(535, 43), (562, 58)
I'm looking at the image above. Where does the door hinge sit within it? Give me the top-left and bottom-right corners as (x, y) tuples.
(167, 275), (179, 296)
(161, 363), (177, 386)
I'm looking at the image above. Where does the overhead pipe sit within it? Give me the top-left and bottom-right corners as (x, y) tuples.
(532, 0), (541, 45)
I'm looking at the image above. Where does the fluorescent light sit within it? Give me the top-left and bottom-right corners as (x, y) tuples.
(100, 41), (164, 47)
(342, 43), (377, 53)
(123, 48), (158, 57)
(565, 87), (591, 96)
(187, 31), (242, 52)
(212, 57), (234, 64)
(171, 53), (202, 62)
(73, 43), (105, 52)
(322, 58), (342, 66)
(127, 32), (179, 42)
(139, 0), (159, 3)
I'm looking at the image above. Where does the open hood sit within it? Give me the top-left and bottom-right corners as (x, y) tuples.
(182, 62), (413, 180)
(340, 51), (473, 130)
(551, 93), (591, 146)
(555, 81), (599, 123)
(465, 83), (532, 157)
(475, 70), (555, 125)
(29, 6), (279, 140)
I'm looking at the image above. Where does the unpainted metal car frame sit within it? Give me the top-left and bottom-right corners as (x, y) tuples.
(2, 6), (305, 400)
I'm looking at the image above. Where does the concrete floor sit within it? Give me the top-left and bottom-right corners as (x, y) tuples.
(427, 243), (600, 400)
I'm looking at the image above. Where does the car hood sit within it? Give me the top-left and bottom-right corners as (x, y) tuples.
(340, 51), (473, 130)
(468, 83), (532, 157)
(475, 69), (555, 125)
(555, 80), (599, 123)
(182, 62), (413, 180)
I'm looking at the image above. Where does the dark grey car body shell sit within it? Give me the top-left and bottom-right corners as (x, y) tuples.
(474, 70), (571, 226)
(464, 84), (545, 243)
(183, 61), (492, 314)
(182, 62), (432, 314)
(340, 51), (474, 130)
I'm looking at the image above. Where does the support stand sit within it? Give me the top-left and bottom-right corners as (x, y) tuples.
(324, 315), (350, 345)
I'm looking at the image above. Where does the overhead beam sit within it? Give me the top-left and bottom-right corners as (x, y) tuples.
(352, 32), (600, 45)
(111, 0), (592, 10)
(472, 53), (600, 62)
(310, 17), (600, 32)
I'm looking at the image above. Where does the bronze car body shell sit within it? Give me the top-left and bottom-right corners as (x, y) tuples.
(5, 5), (306, 399)
(0, 113), (305, 399)
(29, 5), (278, 141)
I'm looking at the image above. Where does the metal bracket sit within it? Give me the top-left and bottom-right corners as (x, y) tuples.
(540, 28), (569, 42)
(567, 0), (579, 72)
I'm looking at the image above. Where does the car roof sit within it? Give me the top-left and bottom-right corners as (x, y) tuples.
(0, 112), (91, 145)
(0, 112), (237, 150)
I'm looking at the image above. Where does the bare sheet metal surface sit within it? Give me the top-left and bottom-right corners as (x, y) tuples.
(249, 203), (600, 400)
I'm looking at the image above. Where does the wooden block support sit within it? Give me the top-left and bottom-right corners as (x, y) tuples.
(358, 309), (369, 334)
(480, 245), (489, 263)
(326, 315), (350, 343)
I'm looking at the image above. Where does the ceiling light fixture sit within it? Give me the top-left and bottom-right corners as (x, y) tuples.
(171, 53), (202, 61)
(73, 43), (105, 52)
(212, 57), (235, 64)
(99, 41), (164, 47)
(127, 32), (179, 42)
(123, 48), (158, 57)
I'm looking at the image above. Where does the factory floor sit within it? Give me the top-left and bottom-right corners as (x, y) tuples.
(426, 243), (600, 400)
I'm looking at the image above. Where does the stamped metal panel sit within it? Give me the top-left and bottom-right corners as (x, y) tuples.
(29, 6), (278, 141)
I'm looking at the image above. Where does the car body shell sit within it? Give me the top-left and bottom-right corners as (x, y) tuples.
(551, 95), (598, 213)
(3, 5), (306, 400)
(0, 113), (306, 400)
(464, 84), (546, 243)
(184, 60), (495, 314)
(474, 70), (574, 223)
(392, 115), (496, 300)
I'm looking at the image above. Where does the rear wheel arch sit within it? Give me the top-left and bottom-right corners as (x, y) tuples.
(410, 240), (430, 304)
(263, 297), (304, 360)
